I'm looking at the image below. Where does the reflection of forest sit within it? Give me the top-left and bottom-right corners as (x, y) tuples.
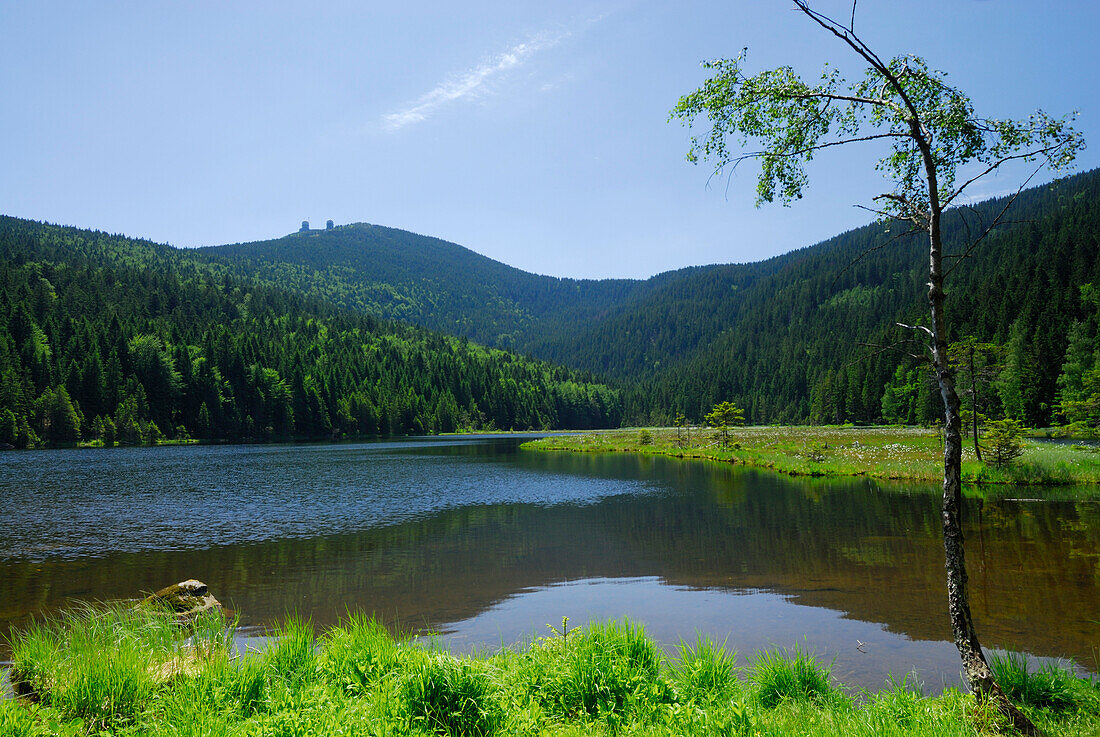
(2, 450), (1097, 668)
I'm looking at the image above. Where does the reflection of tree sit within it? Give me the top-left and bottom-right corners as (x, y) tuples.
(2, 454), (1097, 670)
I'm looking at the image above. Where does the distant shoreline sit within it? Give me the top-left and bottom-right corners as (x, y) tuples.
(523, 425), (1100, 488)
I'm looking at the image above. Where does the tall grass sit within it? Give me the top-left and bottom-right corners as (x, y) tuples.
(317, 611), (405, 695)
(10, 604), (171, 730)
(990, 651), (1094, 712)
(7, 602), (233, 732)
(265, 615), (318, 686)
(4, 605), (1099, 736)
(670, 636), (740, 703)
(399, 654), (503, 736)
(517, 619), (668, 724)
(752, 646), (846, 709)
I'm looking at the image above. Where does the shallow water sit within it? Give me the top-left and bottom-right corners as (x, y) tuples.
(2, 436), (1097, 691)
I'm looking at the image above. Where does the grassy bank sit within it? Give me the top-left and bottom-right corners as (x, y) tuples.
(523, 426), (1100, 486)
(2, 605), (1099, 736)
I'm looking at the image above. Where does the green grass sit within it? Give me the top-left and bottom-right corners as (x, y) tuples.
(669, 636), (740, 704)
(316, 610), (406, 695)
(399, 654), (503, 736)
(265, 615), (318, 686)
(7, 602), (228, 732)
(512, 618), (668, 725)
(990, 651), (1097, 712)
(752, 645), (846, 709)
(3, 604), (1099, 736)
(523, 426), (1100, 487)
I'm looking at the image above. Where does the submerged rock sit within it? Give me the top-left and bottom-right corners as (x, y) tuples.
(141, 579), (222, 619)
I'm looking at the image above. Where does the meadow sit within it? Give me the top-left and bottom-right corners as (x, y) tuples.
(523, 426), (1100, 488)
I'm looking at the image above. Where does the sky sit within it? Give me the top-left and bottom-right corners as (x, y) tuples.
(3, 1), (1098, 279)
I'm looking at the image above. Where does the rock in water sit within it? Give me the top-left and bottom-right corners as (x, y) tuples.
(142, 579), (222, 619)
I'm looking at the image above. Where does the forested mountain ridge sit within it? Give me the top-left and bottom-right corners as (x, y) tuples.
(3, 166), (1098, 443)
(632, 169), (1100, 426)
(202, 169), (1100, 428)
(198, 224), (644, 350)
(0, 217), (621, 447)
(195, 222), (803, 381)
(193, 170), (1100, 431)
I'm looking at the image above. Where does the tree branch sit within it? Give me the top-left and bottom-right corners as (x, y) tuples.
(831, 220), (922, 289)
(943, 162), (1045, 278)
(940, 139), (1076, 209)
(896, 321), (935, 340)
(872, 193), (928, 227)
(793, 1), (923, 126)
(767, 131), (907, 158)
(791, 90), (897, 109)
(856, 340), (928, 365)
(704, 133), (907, 186)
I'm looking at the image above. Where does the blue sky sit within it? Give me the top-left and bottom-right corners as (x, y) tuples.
(3, 1), (1098, 279)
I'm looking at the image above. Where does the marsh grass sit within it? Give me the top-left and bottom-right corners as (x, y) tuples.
(3, 605), (1099, 736)
(751, 645), (846, 709)
(317, 611), (405, 695)
(517, 619), (669, 725)
(525, 426), (1100, 487)
(670, 636), (740, 704)
(265, 615), (318, 686)
(7, 602), (229, 732)
(399, 653), (503, 736)
(990, 651), (1095, 712)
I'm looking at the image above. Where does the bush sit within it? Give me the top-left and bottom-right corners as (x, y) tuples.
(752, 646), (843, 709)
(638, 429), (653, 446)
(983, 418), (1026, 467)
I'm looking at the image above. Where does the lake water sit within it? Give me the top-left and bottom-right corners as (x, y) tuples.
(2, 436), (1098, 692)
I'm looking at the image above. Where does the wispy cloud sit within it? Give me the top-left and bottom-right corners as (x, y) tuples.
(381, 31), (566, 132)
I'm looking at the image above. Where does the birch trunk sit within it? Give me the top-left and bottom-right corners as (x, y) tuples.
(927, 185), (1039, 735)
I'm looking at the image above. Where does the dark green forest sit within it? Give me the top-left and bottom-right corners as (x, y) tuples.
(632, 170), (1100, 428)
(199, 224), (643, 351)
(3, 169), (1099, 446)
(0, 218), (621, 448)
(195, 169), (1100, 430)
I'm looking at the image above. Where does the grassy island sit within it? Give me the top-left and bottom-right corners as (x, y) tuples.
(3, 604), (1098, 736)
(523, 426), (1100, 487)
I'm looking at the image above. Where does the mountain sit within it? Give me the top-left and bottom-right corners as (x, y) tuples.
(634, 170), (1100, 426)
(0, 217), (622, 448)
(198, 224), (643, 351)
(5, 167), (1098, 442)
(195, 169), (1100, 428)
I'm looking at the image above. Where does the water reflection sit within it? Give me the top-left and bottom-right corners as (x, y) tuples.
(1, 438), (1097, 689)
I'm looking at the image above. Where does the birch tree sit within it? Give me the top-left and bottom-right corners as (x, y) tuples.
(672, 2), (1083, 732)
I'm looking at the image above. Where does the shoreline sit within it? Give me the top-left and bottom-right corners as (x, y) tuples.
(522, 425), (1100, 488)
(2, 429), (575, 452)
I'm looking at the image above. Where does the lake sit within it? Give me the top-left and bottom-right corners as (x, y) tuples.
(2, 435), (1097, 692)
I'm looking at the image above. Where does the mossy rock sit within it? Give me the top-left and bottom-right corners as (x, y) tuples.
(141, 579), (221, 619)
